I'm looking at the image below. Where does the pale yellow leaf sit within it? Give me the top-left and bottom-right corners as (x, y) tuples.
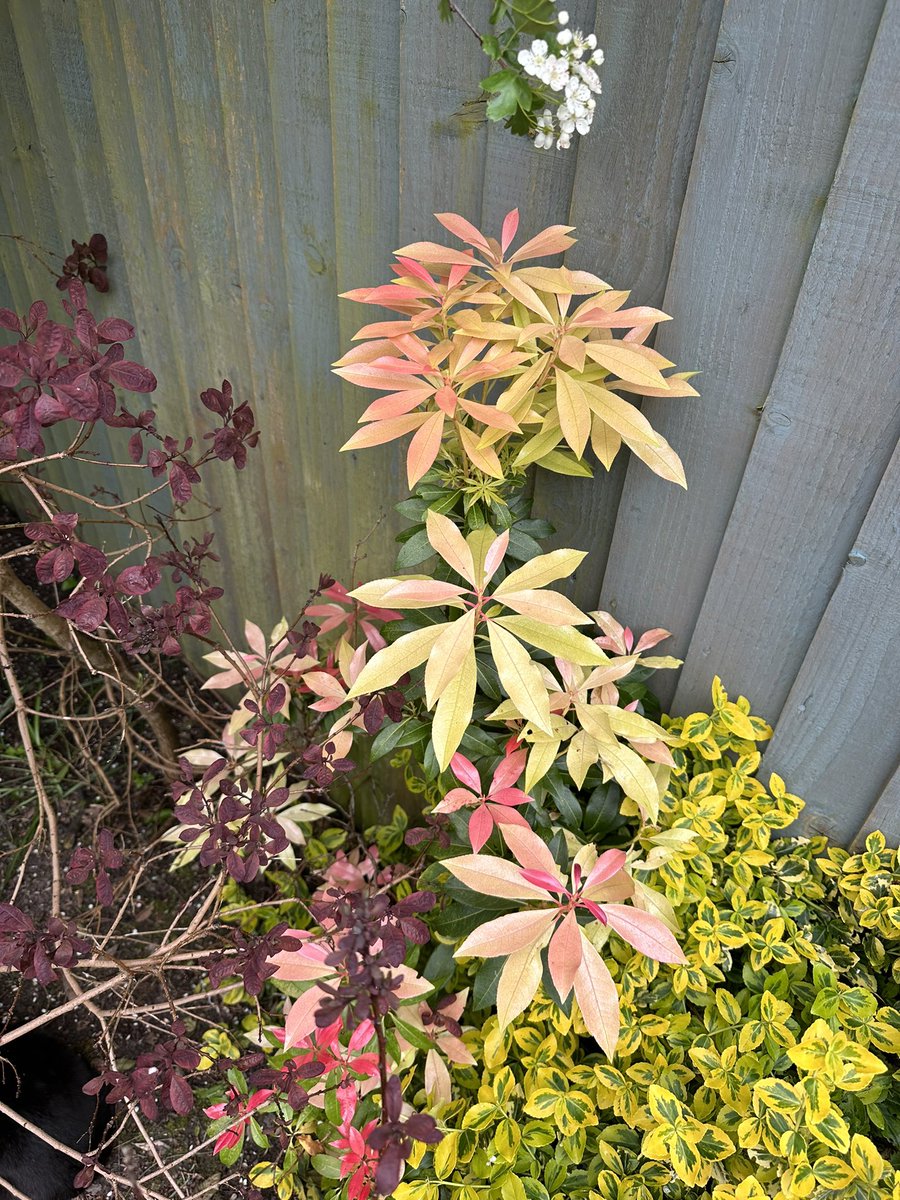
(567, 730), (599, 788)
(488, 623), (552, 734)
(590, 412), (622, 470)
(554, 369), (591, 459)
(431, 642), (477, 769)
(499, 587), (590, 627)
(494, 615), (607, 666)
(524, 739), (561, 791)
(621, 429), (686, 488)
(579, 381), (662, 447)
(424, 609), (477, 707)
(425, 510), (475, 584)
(459, 423), (504, 478)
(347, 623), (448, 698)
(493, 548), (587, 596)
(497, 944), (545, 1030)
(584, 340), (668, 388)
(596, 739), (663, 821)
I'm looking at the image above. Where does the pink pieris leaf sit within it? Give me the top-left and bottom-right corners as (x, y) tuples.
(443, 854), (551, 901)
(548, 910), (582, 1001)
(467, 805), (495, 853)
(432, 786), (478, 814)
(447, 260), (474, 288)
(406, 409), (445, 487)
(508, 224), (576, 263)
(450, 752), (482, 793)
(601, 904), (686, 963)
(634, 740), (676, 766)
(394, 256), (437, 286)
(573, 930), (620, 1058)
(500, 823), (563, 880)
(583, 848), (627, 893)
(382, 578), (467, 606)
(283, 984), (328, 1049)
(635, 627), (672, 652)
(519, 867), (567, 894)
(482, 528), (510, 584)
(500, 209), (520, 254)
(486, 802), (530, 829)
(489, 746), (527, 792)
(456, 397), (521, 431)
(334, 363), (428, 391)
(393, 241), (477, 267)
(425, 511), (476, 584)
(435, 212), (491, 252)
(424, 1048), (452, 1108)
(359, 389), (434, 421)
(456, 908), (556, 959)
(341, 412), (429, 451)
(577, 306), (670, 329)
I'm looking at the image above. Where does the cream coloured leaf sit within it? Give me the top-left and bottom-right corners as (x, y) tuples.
(595, 739), (663, 822)
(431, 641), (478, 769)
(590, 413), (622, 470)
(497, 944), (545, 1030)
(573, 931), (620, 1058)
(425, 510), (476, 584)
(424, 609), (477, 707)
(456, 909), (557, 959)
(554, 369), (591, 459)
(493, 548), (587, 596)
(620, 429), (686, 488)
(567, 730), (599, 789)
(493, 615), (607, 666)
(488, 623), (552, 734)
(584, 340), (667, 389)
(445, 854), (550, 902)
(346, 623), (448, 698)
(498, 587), (590, 627)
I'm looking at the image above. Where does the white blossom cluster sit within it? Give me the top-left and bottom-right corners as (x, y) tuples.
(517, 10), (604, 150)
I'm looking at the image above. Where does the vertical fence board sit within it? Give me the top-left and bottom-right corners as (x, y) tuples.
(759, 440), (900, 844)
(327, 3), (405, 588)
(854, 765), (900, 848)
(262, 1), (343, 610)
(534, 0), (724, 605)
(599, 0), (884, 708)
(676, 0), (900, 725)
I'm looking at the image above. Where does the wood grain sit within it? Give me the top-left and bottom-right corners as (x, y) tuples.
(600, 0), (884, 708)
(761, 438), (900, 845)
(676, 0), (900, 723)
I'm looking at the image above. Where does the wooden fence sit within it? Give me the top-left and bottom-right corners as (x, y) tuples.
(1, 0), (898, 845)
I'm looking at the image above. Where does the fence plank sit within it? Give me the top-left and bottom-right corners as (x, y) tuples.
(326, 3), (406, 590)
(760, 439), (900, 845)
(853, 764), (900, 849)
(534, 0), (724, 607)
(675, 0), (900, 726)
(598, 0), (884, 705)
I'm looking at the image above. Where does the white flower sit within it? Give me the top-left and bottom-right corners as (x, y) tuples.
(533, 108), (556, 150)
(558, 28), (573, 45)
(558, 10), (569, 24)
(545, 55), (571, 90)
(585, 33), (597, 49)
(556, 130), (572, 149)
(576, 62), (602, 92)
(592, 47), (604, 65)
(557, 104), (576, 134)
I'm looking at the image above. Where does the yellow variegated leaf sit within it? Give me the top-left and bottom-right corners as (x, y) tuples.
(812, 1158), (856, 1190)
(347, 623), (449, 697)
(493, 614), (607, 665)
(424, 609), (477, 707)
(431, 642), (477, 769)
(488, 623), (553, 734)
(849, 1135), (886, 1185)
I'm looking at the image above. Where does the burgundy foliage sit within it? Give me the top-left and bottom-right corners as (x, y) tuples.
(206, 924), (303, 998)
(83, 1020), (201, 1120)
(0, 903), (90, 985)
(65, 828), (125, 906)
(56, 233), (109, 293)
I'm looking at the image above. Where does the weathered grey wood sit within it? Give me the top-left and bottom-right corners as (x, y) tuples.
(675, 0), (900, 725)
(853, 763), (900, 849)
(761, 439), (900, 845)
(534, 0), (724, 608)
(326, 2), (407, 590)
(398, 0), (491, 245)
(600, 0), (884, 706)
